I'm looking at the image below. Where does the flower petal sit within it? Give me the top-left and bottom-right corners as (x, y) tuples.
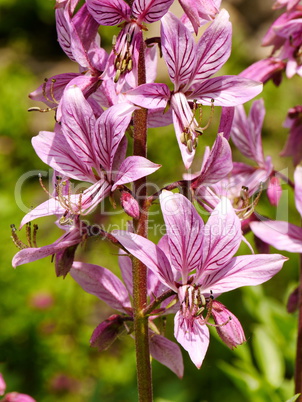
(95, 103), (135, 172)
(132, 0), (174, 23)
(149, 333), (184, 378)
(113, 231), (176, 290)
(192, 9), (231, 82)
(86, 0), (131, 25)
(159, 191), (203, 282)
(32, 128), (93, 182)
(197, 198), (241, 279)
(161, 12), (196, 90)
(125, 83), (170, 109)
(70, 262), (131, 313)
(201, 254), (287, 295)
(192, 133), (233, 187)
(231, 99), (265, 166)
(250, 220), (302, 253)
(174, 311), (210, 368)
(112, 156), (161, 190)
(295, 166), (302, 217)
(61, 86), (99, 167)
(190, 76), (263, 107)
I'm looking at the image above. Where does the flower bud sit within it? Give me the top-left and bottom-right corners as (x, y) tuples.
(120, 191), (140, 219)
(90, 314), (125, 351)
(211, 300), (246, 349)
(287, 286), (299, 313)
(2, 392), (36, 402)
(0, 373), (6, 396)
(267, 176), (282, 206)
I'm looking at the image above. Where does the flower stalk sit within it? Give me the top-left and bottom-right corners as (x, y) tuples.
(132, 37), (153, 402)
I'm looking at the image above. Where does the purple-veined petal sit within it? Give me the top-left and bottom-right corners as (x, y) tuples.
(61, 86), (99, 167)
(171, 93), (197, 169)
(197, 198), (241, 280)
(95, 103), (135, 172)
(68, 4), (99, 69)
(12, 228), (81, 268)
(161, 12), (196, 90)
(112, 156), (161, 190)
(29, 73), (79, 108)
(86, 0), (131, 25)
(145, 43), (158, 84)
(192, 133), (233, 188)
(147, 107), (173, 128)
(179, 0), (221, 34)
(118, 251), (133, 295)
(56, 74), (102, 122)
(200, 254), (287, 295)
(125, 83), (170, 109)
(56, 7), (75, 62)
(294, 166), (302, 217)
(191, 9), (231, 83)
(218, 106), (234, 139)
(70, 262), (131, 313)
(240, 58), (285, 85)
(250, 220), (302, 253)
(159, 191), (203, 283)
(174, 311), (210, 369)
(113, 231), (176, 290)
(149, 333), (184, 378)
(77, 180), (112, 215)
(32, 129), (94, 182)
(132, 0), (174, 23)
(231, 99), (265, 166)
(20, 198), (66, 228)
(190, 76), (263, 107)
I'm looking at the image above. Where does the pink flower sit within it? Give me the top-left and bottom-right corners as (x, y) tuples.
(114, 191), (287, 367)
(125, 10), (262, 168)
(70, 254), (184, 378)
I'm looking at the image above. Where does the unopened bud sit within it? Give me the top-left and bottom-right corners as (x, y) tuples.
(287, 287), (299, 313)
(120, 191), (140, 219)
(211, 300), (246, 349)
(267, 176), (282, 206)
(90, 314), (125, 351)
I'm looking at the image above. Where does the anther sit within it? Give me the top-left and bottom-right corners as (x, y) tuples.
(199, 98), (215, 131)
(26, 222), (32, 248)
(180, 132), (187, 145)
(10, 224), (27, 250)
(126, 32), (131, 43)
(28, 107), (54, 113)
(114, 69), (121, 83)
(33, 224), (38, 248)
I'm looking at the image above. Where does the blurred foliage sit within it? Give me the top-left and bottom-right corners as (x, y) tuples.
(0, 0), (301, 401)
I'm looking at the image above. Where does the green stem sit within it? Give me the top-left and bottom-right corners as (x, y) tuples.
(132, 35), (153, 402)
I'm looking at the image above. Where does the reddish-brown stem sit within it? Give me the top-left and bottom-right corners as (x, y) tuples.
(295, 252), (302, 400)
(132, 36), (153, 402)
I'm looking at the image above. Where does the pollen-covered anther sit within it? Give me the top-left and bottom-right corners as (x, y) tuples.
(11, 222), (39, 249)
(235, 183), (263, 220)
(28, 78), (59, 113)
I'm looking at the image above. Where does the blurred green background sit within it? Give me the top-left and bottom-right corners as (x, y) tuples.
(0, 0), (301, 401)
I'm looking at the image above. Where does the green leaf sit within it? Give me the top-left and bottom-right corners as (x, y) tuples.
(253, 325), (284, 387)
(285, 394), (301, 402)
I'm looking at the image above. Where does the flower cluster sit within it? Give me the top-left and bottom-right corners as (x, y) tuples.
(13, 0), (292, 383)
